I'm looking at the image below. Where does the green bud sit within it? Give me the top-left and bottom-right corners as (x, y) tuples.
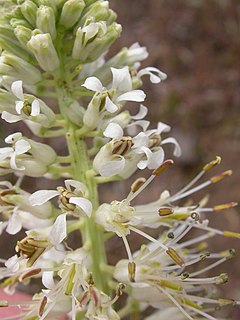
(78, 1), (117, 27)
(0, 88), (16, 113)
(21, 0), (38, 27)
(14, 25), (32, 47)
(26, 139), (57, 165)
(59, 0), (85, 29)
(37, 0), (57, 14)
(37, 5), (56, 40)
(0, 52), (42, 84)
(27, 33), (60, 72)
(10, 18), (32, 28)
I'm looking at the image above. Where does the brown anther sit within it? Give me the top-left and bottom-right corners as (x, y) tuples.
(213, 202), (238, 212)
(112, 137), (133, 156)
(158, 207), (174, 216)
(57, 186), (77, 211)
(116, 283), (125, 296)
(131, 177), (146, 193)
(128, 261), (136, 282)
(87, 273), (95, 286)
(20, 268), (42, 282)
(152, 159), (174, 176)
(203, 156), (221, 172)
(39, 296), (47, 317)
(166, 247), (184, 267)
(210, 170), (232, 183)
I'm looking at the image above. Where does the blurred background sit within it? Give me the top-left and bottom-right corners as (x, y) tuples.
(0, 0), (240, 318)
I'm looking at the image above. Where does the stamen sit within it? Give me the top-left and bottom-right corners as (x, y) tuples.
(128, 262), (136, 282)
(39, 296), (47, 317)
(131, 177), (146, 193)
(166, 247), (185, 267)
(184, 304), (217, 320)
(203, 156), (221, 172)
(158, 207), (174, 216)
(210, 170), (232, 183)
(213, 202), (238, 212)
(223, 231), (240, 239)
(122, 235), (133, 262)
(152, 159), (174, 176)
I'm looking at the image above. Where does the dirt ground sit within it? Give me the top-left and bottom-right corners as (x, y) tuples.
(0, 0), (240, 318)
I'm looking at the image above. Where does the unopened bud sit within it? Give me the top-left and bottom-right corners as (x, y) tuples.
(21, 0), (38, 27)
(203, 156), (221, 172)
(13, 25), (32, 48)
(128, 261), (136, 282)
(27, 33), (60, 72)
(216, 273), (228, 285)
(10, 18), (31, 29)
(59, 0), (85, 29)
(213, 202), (238, 212)
(166, 247), (184, 267)
(153, 159), (174, 176)
(37, 6), (56, 40)
(131, 177), (146, 192)
(158, 207), (174, 216)
(210, 170), (232, 183)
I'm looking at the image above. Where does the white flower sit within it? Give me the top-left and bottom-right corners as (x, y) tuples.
(1, 80), (55, 126)
(29, 180), (92, 218)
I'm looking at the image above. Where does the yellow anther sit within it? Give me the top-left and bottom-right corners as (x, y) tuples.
(128, 261), (136, 282)
(223, 231), (240, 239)
(213, 202), (238, 212)
(166, 247), (184, 267)
(203, 156), (221, 172)
(216, 273), (228, 284)
(210, 170), (232, 183)
(158, 207), (174, 216)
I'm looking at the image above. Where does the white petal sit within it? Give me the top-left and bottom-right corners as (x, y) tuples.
(0, 147), (13, 161)
(14, 139), (31, 155)
(137, 146), (152, 170)
(103, 123), (123, 139)
(1, 111), (21, 123)
(11, 80), (24, 100)
(10, 152), (24, 170)
(42, 271), (55, 289)
(64, 180), (88, 195)
(99, 156), (125, 177)
(128, 120), (150, 131)
(157, 122), (171, 134)
(132, 132), (148, 149)
(69, 197), (92, 217)
(5, 255), (22, 273)
(111, 67), (132, 91)
(147, 148), (165, 169)
(117, 90), (146, 103)
(15, 101), (24, 114)
(5, 132), (22, 144)
(6, 211), (22, 234)
(49, 213), (67, 246)
(29, 190), (59, 206)
(105, 96), (118, 113)
(30, 99), (40, 116)
(82, 77), (103, 92)
(161, 137), (182, 157)
(131, 104), (148, 120)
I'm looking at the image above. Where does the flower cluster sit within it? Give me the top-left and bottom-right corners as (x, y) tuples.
(0, 1), (239, 320)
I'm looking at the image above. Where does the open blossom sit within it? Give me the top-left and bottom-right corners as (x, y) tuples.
(29, 180), (92, 218)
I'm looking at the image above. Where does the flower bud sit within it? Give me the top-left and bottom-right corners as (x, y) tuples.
(36, 5), (56, 40)
(21, 0), (38, 27)
(37, 0), (57, 14)
(27, 33), (60, 72)
(18, 158), (48, 177)
(0, 53), (42, 84)
(78, 1), (117, 27)
(83, 94), (102, 129)
(10, 18), (31, 29)
(26, 140), (57, 165)
(13, 25), (32, 47)
(0, 89), (16, 113)
(59, 0), (85, 29)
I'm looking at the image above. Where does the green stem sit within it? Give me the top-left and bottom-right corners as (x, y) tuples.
(55, 84), (109, 293)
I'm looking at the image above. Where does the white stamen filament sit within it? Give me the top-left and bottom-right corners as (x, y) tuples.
(122, 235), (133, 262)
(184, 304), (217, 320)
(127, 174), (155, 203)
(189, 257), (228, 277)
(178, 231), (215, 249)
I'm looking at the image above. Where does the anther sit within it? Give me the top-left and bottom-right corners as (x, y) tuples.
(216, 273), (228, 285)
(128, 261), (136, 282)
(116, 283), (125, 296)
(223, 231), (240, 239)
(112, 137), (133, 155)
(39, 296), (47, 317)
(152, 159), (174, 176)
(203, 156), (221, 172)
(158, 207), (174, 216)
(166, 247), (184, 267)
(181, 272), (190, 280)
(191, 212), (199, 221)
(131, 177), (146, 193)
(213, 202), (238, 212)
(210, 170), (232, 183)
(167, 232), (174, 239)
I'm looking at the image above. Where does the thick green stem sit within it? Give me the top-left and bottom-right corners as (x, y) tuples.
(55, 84), (109, 293)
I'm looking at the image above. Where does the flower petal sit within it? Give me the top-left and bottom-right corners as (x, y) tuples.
(157, 122), (171, 134)
(11, 80), (24, 100)
(15, 101), (24, 114)
(105, 96), (118, 113)
(42, 271), (55, 289)
(131, 104), (148, 120)
(99, 156), (125, 177)
(1, 111), (21, 123)
(14, 139), (31, 155)
(29, 190), (59, 206)
(64, 180), (88, 195)
(111, 67), (132, 92)
(103, 123), (123, 139)
(161, 137), (182, 157)
(82, 77), (103, 92)
(147, 148), (165, 169)
(6, 210), (22, 235)
(69, 197), (92, 217)
(30, 99), (40, 116)
(49, 213), (67, 246)
(117, 90), (146, 103)
(5, 132), (22, 144)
